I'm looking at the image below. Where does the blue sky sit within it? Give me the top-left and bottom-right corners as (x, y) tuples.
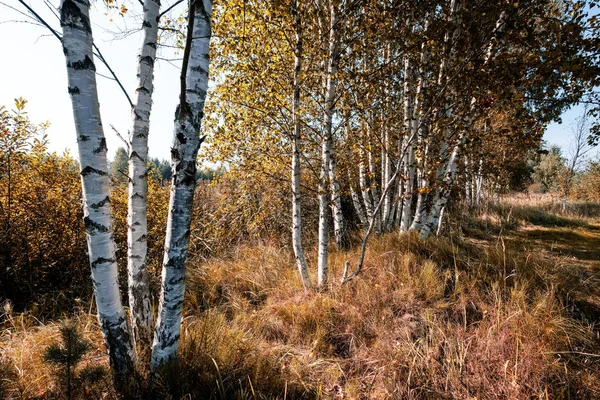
(0, 1), (596, 162)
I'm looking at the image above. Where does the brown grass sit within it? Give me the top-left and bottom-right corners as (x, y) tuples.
(1, 197), (600, 399)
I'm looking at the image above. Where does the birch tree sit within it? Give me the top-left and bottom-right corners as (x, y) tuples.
(290, 0), (312, 289)
(127, 0), (161, 353)
(316, 0), (339, 287)
(151, 0), (213, 370)
(60, 0), (134, 375)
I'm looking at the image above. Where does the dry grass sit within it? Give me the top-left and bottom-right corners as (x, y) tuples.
(2, 196), (600, 399)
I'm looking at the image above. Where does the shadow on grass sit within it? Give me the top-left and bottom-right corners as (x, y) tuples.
(490, 204), (599, 230)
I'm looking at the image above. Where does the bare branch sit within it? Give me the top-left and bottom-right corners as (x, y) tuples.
(159, 0), (186, 18)
(110, 125), (130, 150)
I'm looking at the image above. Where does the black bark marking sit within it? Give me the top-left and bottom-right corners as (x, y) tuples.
(68, 86), (80, 94)
(167, 275), (185, 285)
(140, 55), (154, 67)
(93, 138), (107, 154)
(142, 20), (152, 28)
(175, 230), (191, 247)
(81, 166), (107, 176)
(69, 55), (96, 72)
(100, 316), (133, 376)
(84, 217), (109, 233)
(60, 0), (92, 33)
(91, 257), (115, 268)
(129, 151), (145, 162)
(190, 65), (208, 76)
(136, 234), (147, 243)
(186, 87), (207, 98)
(176, 132), (187, 144)
(90, 196), (110, 209)
(180, 161), (197, 186)
(79, 134), (90, 141)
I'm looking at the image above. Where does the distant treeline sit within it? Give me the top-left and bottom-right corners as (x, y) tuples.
(109, 147), (221, 183)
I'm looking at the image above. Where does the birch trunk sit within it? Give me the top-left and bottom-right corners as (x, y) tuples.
(329, 153), (346, 250)
(151, 0), (212, 369)
(367, 123), (381, 233)
(474, 157), (483, 206)
(317, 0), (339, 286)
(420, 130), (467, 239)
(290, 0), (311, 289)
(381, 120), (392, 230)
(464, 156), (472, 205)
(400, 58), (414, 232)
(359, 141), (374, 220)
(349, 171), (368, 226)
(127, 0), (160, 352)
(402, 16), (431, 232)
(60, 0), (133, 375)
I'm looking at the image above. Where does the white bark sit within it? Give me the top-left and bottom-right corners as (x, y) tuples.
(400, 58), (414, 232)
(367, 123), (381, 233)
(359, 142), (374, 220)
(127, 0), (160, 352)
(464, 156), (472, 205)
(60, 0), (133, 375)
(401, 16), (429, 232)
(317, 0), (339, 286)
(151, 0), (212, 370)
(474, 157), (483, 207)
(381, 118), (392, 230)
(420, 130), (467, 239)
(329, 152), (346, 250)
(290, 0), (311, 289)
(349, 171), (368, 226)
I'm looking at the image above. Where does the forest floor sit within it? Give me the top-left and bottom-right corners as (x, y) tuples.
(1, 196), (600, 399)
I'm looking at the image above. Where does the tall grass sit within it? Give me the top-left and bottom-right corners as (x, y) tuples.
(1, 197), (599, 398)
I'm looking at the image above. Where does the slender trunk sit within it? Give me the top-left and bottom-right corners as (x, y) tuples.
(381, 119), (392, 230)
(60, 0), (133, 375)
(127, 0), (160, 353)
(329, 152), (346, 250)
(464, 156), (472, 205)
(317, 0), (339, 286)
(359, 140), (374, 219)
(367, 122), (381, 233)
(151, 0), (212, 370)
(436, 206), (445, 235)
(475, 157), (483, 206)
(290, 0), (311, 289)
(410, 134), (430, 231)
(349, 170), (368, 226)
(420, 130), (467, 239)
(400, 58), (414, 232)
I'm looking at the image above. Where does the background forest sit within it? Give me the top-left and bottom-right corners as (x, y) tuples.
(1, 0), (600, 399)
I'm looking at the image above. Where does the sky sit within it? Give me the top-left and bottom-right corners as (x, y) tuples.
(0, 1), (595, 163)
(0, 0), (185, 161)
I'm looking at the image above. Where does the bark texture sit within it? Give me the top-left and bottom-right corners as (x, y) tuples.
(151, 0), (212, 370)
(290, 0), (311, 289)
(317, 1), (339, 287)
(60, 0), (133, 375)
(127, 0), (160, 352)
